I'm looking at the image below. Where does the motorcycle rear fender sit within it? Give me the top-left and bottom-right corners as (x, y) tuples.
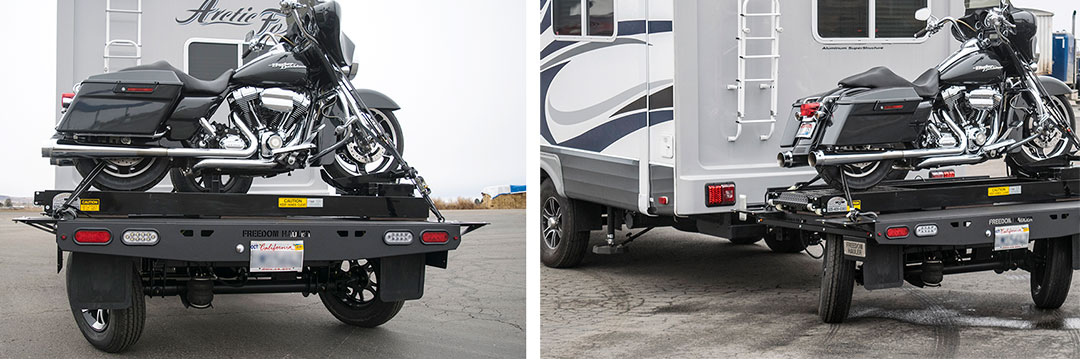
(1039, 76), (1072, 96)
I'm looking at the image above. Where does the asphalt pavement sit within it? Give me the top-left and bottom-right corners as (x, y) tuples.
(0, 209), (524, 358)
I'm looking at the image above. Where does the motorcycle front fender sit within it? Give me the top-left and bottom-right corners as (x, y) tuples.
(352, 89), (400, 111)
(1038, 76), (1072, 96)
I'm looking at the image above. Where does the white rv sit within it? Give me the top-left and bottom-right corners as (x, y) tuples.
(539, 0), (968, 264)
(56, 0), (329, 193)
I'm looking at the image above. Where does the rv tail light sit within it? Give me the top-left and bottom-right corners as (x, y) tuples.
(929, 170), (955, 179)
(657, 196), (669, 205)
(706, 183), (736, 207)
(800, 102), (821, 118)
(421, 231), (450, 244)
(122, 230), (159, 246)
(60, 93), (75, 109)
(885, 226), (910, 239)
(384, 231), (413, 245)
(74, 230), (111, 244)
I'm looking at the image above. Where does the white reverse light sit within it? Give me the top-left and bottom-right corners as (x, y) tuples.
(384, 231), (413, 245)
(122, 230), (159, 245)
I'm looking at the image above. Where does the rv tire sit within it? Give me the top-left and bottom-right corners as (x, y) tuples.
(541, 178), (590, 268)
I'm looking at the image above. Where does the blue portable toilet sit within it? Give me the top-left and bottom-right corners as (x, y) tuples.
(1051, 32), (1074, 85)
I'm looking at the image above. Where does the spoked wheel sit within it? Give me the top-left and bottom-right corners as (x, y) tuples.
(318, 259), (404, 328)
(323, 108), (405, 181)
(169, 168), (253, 194)
(540, 178), (590, 268)
(1007, 95), (1077, 177)
(1030, 237), (1073, 309)
(75, 158), (170, 191)
(68, 253), (145, 353)
(817, 159), (897, 191)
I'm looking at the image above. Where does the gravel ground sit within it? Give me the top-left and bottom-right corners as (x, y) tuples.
(0, 209), (524, 358)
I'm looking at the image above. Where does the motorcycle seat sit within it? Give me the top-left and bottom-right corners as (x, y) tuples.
(838, 66), (940, 98)
(120, 61), (233, 96)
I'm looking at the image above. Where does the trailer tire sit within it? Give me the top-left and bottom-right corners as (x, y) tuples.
(819, 234), (855, 323)
(728, 236), (763, 245)
(68, 254), (146, 353)
(540, 178), (590, 268)
(765, 228), (809, 253)
(319, 293), (404, 328)
(1030, 237), (1073, 309)
(319, 260), (404, 327)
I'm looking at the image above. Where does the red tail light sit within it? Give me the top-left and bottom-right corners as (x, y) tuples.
(421, 231), (449, 244)
(929, 170), (955, 179)
(885, 227), (909, 239)
(800, 102), (821, 118)
(61, 93), (75, 109)
(706, 183), (736, 207)
(74, 230), (111, 244)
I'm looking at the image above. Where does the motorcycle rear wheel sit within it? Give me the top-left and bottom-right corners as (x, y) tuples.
(817, 159), (897, 191)
(75, 158), (170, 192)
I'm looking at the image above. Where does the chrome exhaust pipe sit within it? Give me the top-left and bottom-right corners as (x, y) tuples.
(191, 159), (278, 170)
(915, 154), (984, 168)
(808, 110), (968, 167)
(42, 114), (258, 159)
(778, 152), (794, 167)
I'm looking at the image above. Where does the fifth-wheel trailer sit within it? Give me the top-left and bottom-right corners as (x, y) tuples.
(540, 0), (970, 266)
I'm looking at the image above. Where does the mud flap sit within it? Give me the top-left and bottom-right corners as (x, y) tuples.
(379, 254), (426, 301)
(846, 239), (904, 290)
(66, 253), (135, 310)
(1072, 234), (1080, 270)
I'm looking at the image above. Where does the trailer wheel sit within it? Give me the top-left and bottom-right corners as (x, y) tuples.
(1030, 237), (1073, 309)
(818, 234), (855, 323)
(319, 259), (404, 328)
(68, 254), (146, 353)
(765, 228), (809, 253)
(728, 236), (763, 245)
(540, 178), (590, 268)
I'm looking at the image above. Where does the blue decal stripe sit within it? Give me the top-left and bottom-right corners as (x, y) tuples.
(558, 112), (647, 152)
(540, 62), (569, 145)
(649, 110), (674, 126)
(540, 41), (576, 59)
(648, 21), (673, 34)
(618, 20), (647, 36)
(541, 8), (551, 33)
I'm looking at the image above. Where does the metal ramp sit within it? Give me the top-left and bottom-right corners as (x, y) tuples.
(103, 0), (142, 72)
(727, 0), (781, 141)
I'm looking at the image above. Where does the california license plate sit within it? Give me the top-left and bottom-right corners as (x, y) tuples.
(250, 241), (304, 272)
(796, 122), (816, 138)
(993, 224), (1029, 251)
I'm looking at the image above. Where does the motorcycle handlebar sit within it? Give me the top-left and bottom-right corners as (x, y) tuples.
(914, 27), (929, 38)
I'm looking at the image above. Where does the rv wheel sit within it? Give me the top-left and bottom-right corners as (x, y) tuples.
(68, 253), (146, 353)
(765, 228), (809, 253)
(1030, 237), (1073, 309)
(818, 234), (854, 323)
(728, 236), (763, 245)
(540, 178), (590, 268)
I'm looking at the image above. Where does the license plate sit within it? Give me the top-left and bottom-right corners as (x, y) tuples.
(994, 224), (1029, 251)
(795, 122), (816, 138)
(250, 241), (304, 272)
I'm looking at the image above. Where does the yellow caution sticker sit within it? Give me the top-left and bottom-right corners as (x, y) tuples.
(79, 199), (100, 212)
(988, 185), (1022, 197)
(851, 200), (861, 210)
(278, 198), (307, 208)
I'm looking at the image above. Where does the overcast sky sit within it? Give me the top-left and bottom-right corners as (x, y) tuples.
(0, 0), (524, 199)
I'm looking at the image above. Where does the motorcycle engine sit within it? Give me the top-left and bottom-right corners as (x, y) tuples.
(228, 87), (311, 157)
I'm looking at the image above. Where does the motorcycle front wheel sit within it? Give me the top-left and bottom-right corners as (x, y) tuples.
(322, 108), (404, 181)
(816, 159), (897, 191)
(75, 158), (170, 192)
(1006, 94), (1076, 177)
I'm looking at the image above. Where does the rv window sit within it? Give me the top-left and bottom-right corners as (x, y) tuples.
(875, 0), (928, 38)
(587, 0), (614, 37)
(817, 0), (869, 38)
(553, 0), (582, 36)
(187, 41), (241, 81)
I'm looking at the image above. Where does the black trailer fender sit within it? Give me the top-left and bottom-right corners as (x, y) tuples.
(66, 252), (138, 310)
(353, 89), (401, 111)
(1039, 76), (1073, 96)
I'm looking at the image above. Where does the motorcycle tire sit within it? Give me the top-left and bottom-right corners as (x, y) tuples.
(1006, 94), (1076, 178)
(323, 108), (404, 182)
(816, 159), (897, 191)
(169, 169), (253, 194)
(75, 158), (170, 192)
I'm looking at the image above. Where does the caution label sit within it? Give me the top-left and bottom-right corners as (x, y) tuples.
(851, 200), (861, 210)
(79, 199), (99, 212)
(987, 185), (1022, 197)
(277, 198), (324, 208)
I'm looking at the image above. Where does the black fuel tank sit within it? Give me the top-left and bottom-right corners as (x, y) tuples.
(233, 52), (310, 88)
(939, 51), (1004, 85)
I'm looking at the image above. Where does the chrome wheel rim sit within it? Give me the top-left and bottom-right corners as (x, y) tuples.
(335, 109), (399, 176)
(80, 308), (109, 332)
(1022, 96), (1072, 160)
(841, 161), (880, 179)
(102, 158), (156, 179)
(542, 197), (563, 250)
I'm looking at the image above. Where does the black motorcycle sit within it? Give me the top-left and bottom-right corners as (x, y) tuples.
(45, 0), (435, 206)
(778, 0), (1078, 190)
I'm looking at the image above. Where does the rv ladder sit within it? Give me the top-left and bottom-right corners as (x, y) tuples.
(103, 0), (143, 73)
(727, 0), (782, 142)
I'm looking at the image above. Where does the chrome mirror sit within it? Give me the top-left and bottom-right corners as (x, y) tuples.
(915, 8), (931, 22)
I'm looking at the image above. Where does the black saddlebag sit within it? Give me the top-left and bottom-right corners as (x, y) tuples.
(818, 87), (932, 147)
(57, 70), (183, 136)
